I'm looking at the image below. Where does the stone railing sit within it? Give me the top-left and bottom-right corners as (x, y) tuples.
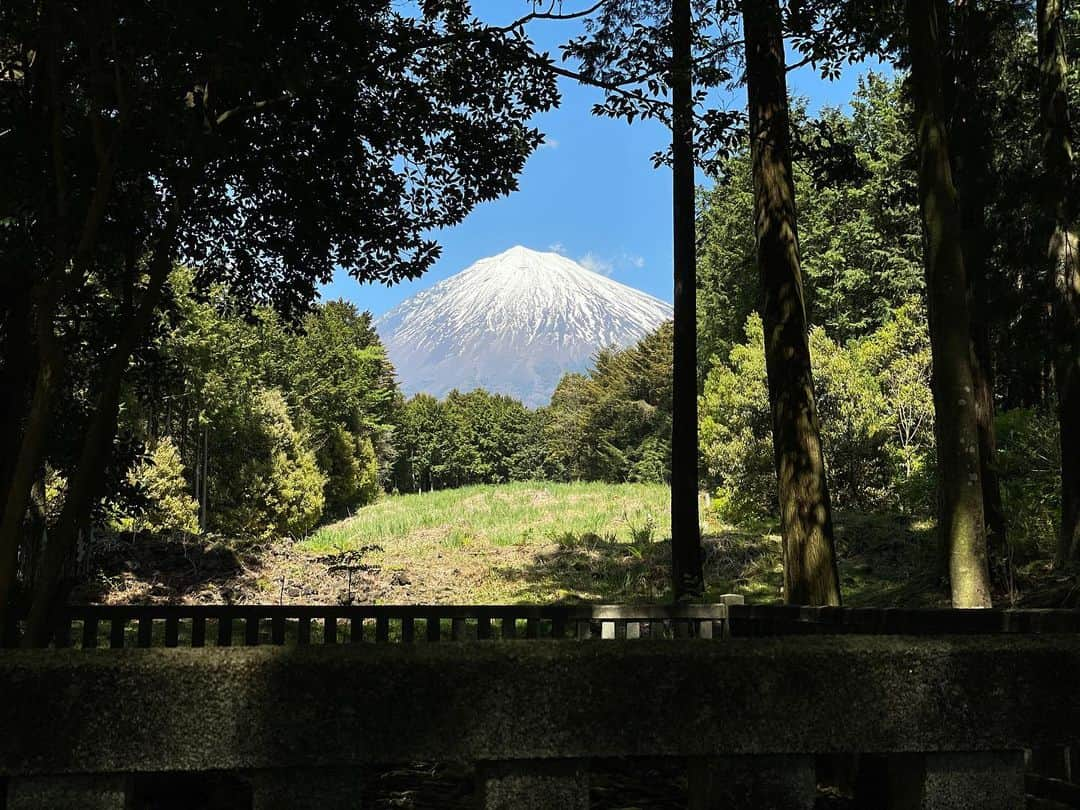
(0, 599), (746, 649)
(2, 609), (1080, 809)
(7, 599), (1080, 649)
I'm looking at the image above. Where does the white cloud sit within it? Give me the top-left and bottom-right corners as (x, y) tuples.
(548, 242), (567, 255)
(539, 136), (560, 150)
(578, 252), (614, 276)
(575, 250), (645, 276)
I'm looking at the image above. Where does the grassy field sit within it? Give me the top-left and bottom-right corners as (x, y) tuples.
(306, 481), (680, 552)
(290, 481), (945, 606)
(88, 478), (1067, 608)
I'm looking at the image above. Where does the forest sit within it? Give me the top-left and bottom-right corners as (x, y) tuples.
(2, 0), (1079, 642)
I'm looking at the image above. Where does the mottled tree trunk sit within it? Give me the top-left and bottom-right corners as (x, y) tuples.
(742, 0), (841, 606)
(1038, 0), (1080, 565)
(951, 0), (1009, 582)
(670, 0), (704, 600)
(906, 0), (993, 607)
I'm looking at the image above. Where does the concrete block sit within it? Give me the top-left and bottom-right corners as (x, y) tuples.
(688, 754), (815, 810)
(856, 751), (1025, 810)
(477, 758), (589, 810)
(7, 774), (130, 809)
(248, 767), (364, 809)
(922, 751), (1025, 810)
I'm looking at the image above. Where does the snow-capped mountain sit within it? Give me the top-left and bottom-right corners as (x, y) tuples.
(375, 245), (673, 407)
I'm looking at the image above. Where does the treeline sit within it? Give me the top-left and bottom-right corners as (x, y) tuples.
(390, 323), (674, 492)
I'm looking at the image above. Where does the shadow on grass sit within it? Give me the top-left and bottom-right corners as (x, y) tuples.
(830, 511), (946, 607)
(492, 531), (676, 603)
(493, 511), (947, 607)
(73, 509), (956, 608)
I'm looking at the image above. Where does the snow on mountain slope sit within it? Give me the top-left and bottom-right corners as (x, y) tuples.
(375, 245), (673, 407)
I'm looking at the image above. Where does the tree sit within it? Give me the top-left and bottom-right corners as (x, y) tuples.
(905, 0), (992, 606)
(1, 1), (559, 642)
(122, 438), (201, 540)
(560, 0), (743, 600)
(542, 324), (676, 486)
(390, 389), (547, 491)
(275, 300), (397, 514)
(670, 0), (705, 599)
(209, 389), (326, 541)
(741, 0), (841, 606)
(698, 74), (924, 370)
(950, 0), (1009, 578)
(1038, 0), (1080, 564)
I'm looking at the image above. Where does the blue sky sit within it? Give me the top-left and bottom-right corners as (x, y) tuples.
(320, 3), (889, 317)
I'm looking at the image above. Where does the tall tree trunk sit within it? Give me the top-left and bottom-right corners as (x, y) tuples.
(1038, 0), (1080, 565)
(0, 309), (63, 629)
(951, 0), (1010, 582)
(0, 292), (35, 502)
(669, 0), (704, 600)
(742, 0), (841, 606)
(0, 292), (37, 626)
(24, 355), (125, 645)
(906, 0), (993, 607)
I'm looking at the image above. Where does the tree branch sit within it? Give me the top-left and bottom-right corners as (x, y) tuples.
(215, 3), (608, 128)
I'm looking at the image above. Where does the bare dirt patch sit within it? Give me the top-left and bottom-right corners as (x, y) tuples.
(75, 532), (567, 605)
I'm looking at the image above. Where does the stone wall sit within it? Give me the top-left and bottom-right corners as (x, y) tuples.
(2, 635), (1079, 808)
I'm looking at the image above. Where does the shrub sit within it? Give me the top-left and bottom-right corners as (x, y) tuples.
(212, 388), (326, 540)
(124, 436), (201, 537)
(699, 314), (779, 521)
(319, 426), (380, 516)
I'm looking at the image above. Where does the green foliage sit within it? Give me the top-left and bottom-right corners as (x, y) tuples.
(319, 427), (381, 517)
(211, 389), (326, 541)
(995, 408), (1062, 560)
(854, 301), (937, 509)
(278, 301), (396, 455)
(797, 75), (924, 341)
(109, 271), (399, 542)
(544, 323), (675, 483)
(697, 74), (923, 372)
(391, 389), (547, 491)
(115, 437), (201, 538)
(700, 304), (936, 520)
(699, 315), (774, 521)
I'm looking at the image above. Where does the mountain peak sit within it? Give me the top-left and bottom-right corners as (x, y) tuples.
(376, 247), (672, 407)
(490, 244), (560, 262)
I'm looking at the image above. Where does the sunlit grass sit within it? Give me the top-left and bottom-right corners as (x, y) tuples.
(303, 481), (684, 553)
(294, 482), (942, 606)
